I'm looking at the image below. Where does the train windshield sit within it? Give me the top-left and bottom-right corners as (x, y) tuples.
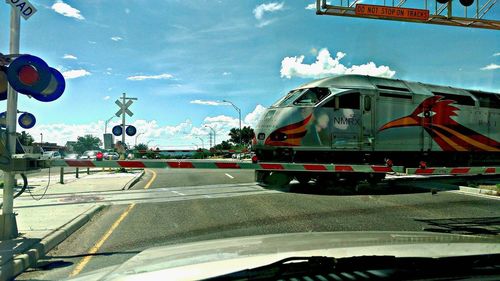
(272, 87), (331, 107)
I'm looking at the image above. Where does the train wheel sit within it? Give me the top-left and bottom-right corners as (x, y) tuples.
(264, 172), (291, 188)
(295, 175), (312, 185)
(255, 170), (270, 186)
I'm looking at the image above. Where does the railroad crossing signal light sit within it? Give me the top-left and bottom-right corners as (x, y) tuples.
(436, 0), (474, 6)
(6, 54), (65, 102)
(112, 125), (123, 136)
(125, 125), (136, 136)
(18, 112), (36, 129)
(0, 111), (36, 129)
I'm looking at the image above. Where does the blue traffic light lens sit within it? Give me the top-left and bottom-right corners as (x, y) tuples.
(31, 68), (66, 102)
(18, 112), (36, 129)
(126, 125), (137, 136)
(112, 125), (123, 136)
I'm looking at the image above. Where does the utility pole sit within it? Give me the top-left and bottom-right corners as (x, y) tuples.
(1, 6), (20, 240)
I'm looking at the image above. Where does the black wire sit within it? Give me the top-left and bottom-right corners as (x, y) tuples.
(0, 172), (28, 209)
(27, 167), (51, 201)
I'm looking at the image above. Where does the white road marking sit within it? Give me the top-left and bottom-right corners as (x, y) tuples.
(171, 190), (186, 196)
(225, 173), (234, 179)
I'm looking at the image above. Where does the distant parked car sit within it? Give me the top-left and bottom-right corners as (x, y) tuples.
(64, 153), (79, 160)
(80, 150), (101, 160)
(42, 151), (62, 159)
(103, 152), (119, 160)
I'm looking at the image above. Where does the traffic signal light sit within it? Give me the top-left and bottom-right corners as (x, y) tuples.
(6, 54), (65, 102)
(436, 0), (474, 6)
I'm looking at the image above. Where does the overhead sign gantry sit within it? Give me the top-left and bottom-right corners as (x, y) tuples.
(315, 0), (500, 30)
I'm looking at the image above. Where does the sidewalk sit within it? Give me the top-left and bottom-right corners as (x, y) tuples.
(0, 169), (145, 280)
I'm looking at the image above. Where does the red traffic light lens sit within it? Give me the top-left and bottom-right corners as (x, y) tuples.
(18, 65), (39, 86)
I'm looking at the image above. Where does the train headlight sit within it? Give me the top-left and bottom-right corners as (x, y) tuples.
(270, 132), (287, 141)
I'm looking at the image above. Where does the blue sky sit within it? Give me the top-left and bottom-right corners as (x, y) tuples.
(0, 0), (498, 148)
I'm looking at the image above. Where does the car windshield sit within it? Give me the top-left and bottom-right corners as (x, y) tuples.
(6, 2), (499, 280)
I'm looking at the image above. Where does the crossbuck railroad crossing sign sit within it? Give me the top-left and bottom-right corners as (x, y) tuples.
(115, 98), (134, 117)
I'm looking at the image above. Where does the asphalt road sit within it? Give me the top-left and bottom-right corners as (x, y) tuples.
(18, 169), (500, 280)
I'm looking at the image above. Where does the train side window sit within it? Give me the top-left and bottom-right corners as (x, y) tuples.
(469, 91), (500, 109)
(364, 96), (371, 111)
(432, 91), (475, 106)
(329, 92), (360, 109)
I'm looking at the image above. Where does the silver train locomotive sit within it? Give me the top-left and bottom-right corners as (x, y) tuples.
(252, 75), (500, 185)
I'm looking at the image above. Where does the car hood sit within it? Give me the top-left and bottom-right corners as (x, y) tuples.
(69, 231), (500, 281)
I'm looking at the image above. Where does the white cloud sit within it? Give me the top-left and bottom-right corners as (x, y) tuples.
(88, 41), (97, 44)
(222, 72), (232, 76)
(256, 19), (275, 28)
(51, 0), (85, 20)
(26, 105), (267, 148)
(493, 53), (500, 57)
(481, 63), (500, 70)
(125, 8), (130, 14)
(62, 54), (77, 60)
(103, 96), (110, 100)
(62, 69), (91, 79)
(253, 2), (284, 20)
(280, 48), (396, 79)
(305, 1), (330, 9)
(190, 100), (225, 106)
(126, 73), (174, 81)
(244, 104), (266, 127)
(110, 36), (123, 41)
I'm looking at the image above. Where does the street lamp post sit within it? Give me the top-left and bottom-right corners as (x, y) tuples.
(135, 132), (144, 147)
(223, 100), (242, 146)
(197, 136), (205, 149)
(204, 125), (216, 147)
(40, 133), (43, 144)
(104, 115), (115, 134)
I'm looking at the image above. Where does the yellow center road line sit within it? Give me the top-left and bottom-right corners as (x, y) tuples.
(69, 203), (136, 277)
(69, 169), (158, 277)
(144, 169), (157, 190)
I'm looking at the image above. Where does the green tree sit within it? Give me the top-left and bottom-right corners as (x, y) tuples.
(17, 131), (34, 146)
(135, 143), (148, 151)
(214, 140), (232, 150)
(228, 126), (254, 145)
(73, 135), (101, 154)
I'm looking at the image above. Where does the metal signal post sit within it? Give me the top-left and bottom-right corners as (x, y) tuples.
(1, 5), (21, 240)
(115, 93), (137, 148)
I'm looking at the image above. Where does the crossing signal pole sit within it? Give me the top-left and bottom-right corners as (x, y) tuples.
(1, 5), (21, 240)
(115, 93), (137, 148)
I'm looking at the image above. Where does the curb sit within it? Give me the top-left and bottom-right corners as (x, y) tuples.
(122, 170), (146, 190)
(0, 205), (105, 281)
(458, 186), (499, 196)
